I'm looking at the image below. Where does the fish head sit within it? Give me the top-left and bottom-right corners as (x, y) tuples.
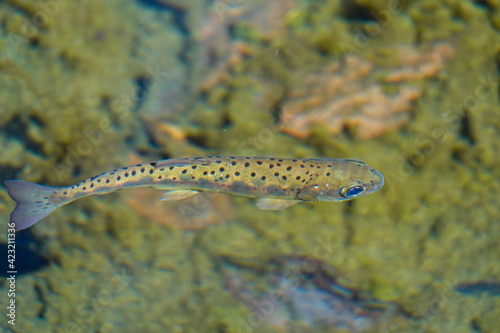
(315, 159), (384, 202)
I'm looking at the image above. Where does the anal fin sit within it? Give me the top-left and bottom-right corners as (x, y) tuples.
(161, 190), (200, 201)
(256, 198), (300, 210)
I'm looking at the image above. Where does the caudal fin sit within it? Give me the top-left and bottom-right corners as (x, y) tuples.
(4, 180), (65, 231)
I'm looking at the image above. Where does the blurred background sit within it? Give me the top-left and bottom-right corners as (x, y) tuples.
(0, 0), (499, 332)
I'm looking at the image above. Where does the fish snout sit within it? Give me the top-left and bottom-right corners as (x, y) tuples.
(370, 168), (384, 191)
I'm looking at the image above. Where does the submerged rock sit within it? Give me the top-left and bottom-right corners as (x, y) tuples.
(221, 255), (410, 332)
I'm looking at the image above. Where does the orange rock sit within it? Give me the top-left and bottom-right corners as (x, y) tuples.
(280, 43), (454, 139)
(122, 188), (235, 230)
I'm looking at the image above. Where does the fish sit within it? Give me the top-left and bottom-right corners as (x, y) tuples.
(4, 156), (384, 231)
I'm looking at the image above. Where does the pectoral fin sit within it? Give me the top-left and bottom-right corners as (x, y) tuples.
(297, 185), (322, 201)
(161, 190), (200, 201)
(256, 198), (300, 210)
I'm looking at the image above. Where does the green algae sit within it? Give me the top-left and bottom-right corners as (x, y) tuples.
(1, 0), (500, 332)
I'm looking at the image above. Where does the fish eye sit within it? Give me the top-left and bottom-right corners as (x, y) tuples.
(340, 185), (365, 198)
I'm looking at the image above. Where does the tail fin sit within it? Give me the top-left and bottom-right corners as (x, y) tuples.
(4, 180), (66, 231)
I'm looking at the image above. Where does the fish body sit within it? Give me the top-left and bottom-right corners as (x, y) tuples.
(4, 156), (384, 231)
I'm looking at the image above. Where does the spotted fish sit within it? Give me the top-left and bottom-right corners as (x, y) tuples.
(4, 156), (384, 231)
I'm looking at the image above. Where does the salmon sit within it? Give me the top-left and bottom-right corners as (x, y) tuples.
(4, 156), (384, 231)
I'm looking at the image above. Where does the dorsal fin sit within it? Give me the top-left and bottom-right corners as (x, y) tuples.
(155, 158), (211, 168)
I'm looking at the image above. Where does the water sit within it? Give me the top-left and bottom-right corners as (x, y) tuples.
(0, 0), (499, 332)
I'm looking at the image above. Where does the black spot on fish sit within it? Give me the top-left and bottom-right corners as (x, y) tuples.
(274, 172), (279, 177)
(317, 166), (321, 169)
(327, 164), (332, 168)
(269, 164), (274, 169)
(191, 176), (195, 179)
(203, 171), (208, 175)
(278, 159), (283, 162)
(106, 179), (110, 184)
(287, 166), (292, 171)
(257, 161), (262, 165)
(182, 169), (188, 174)
(310, 164), (314, 167)
(122, 167), (128, 170)
(173, 177), (177, 180)
(158, 176), (162, 179)
(235, 172), (240, 176)
(211, 171), (215, 175)
(63, 191), (67, 195)
(261, 176), (266, 180)
(225, 174), (230, 179)
(71, 186), (75, 189)
(192, 165), (197, 169)
(83, 187), (87, 190)
(216, 160), (222, 164)
(132, 171), (136, 176)
(141, 168), (145, 173)
(282, 175), (287, 180)
(220, 167), (225, 172)
(306, 171), (310, 175)
(231, 161), (237, 166)
(149, 162), (157, 167)
(117, 176), (121, 181)
(300, 165), (305, 168)
(160, 168), (164, 172)
(251, 172), (256, 177)
(230, 156), (235, 159)
(125, 173), (129, 177)
(277, 163), (281, 167)
(244, 162), (250, 167)
(169, 166), (174, 170)
(97, 179), (101, 183)
(149, 169), (154, 174)
(292, 159), (297, 162)
(326, 172), (331, 176)
(245, 157), (251, 159)
(270, 158), (275, 161)
(296, 176), (301, 180)
(90, 183), (94, 188)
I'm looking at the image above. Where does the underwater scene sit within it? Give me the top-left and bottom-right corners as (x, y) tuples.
(0, 0), (499, 332)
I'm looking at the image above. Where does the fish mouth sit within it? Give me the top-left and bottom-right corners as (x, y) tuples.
(370, 169), (385, 191)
